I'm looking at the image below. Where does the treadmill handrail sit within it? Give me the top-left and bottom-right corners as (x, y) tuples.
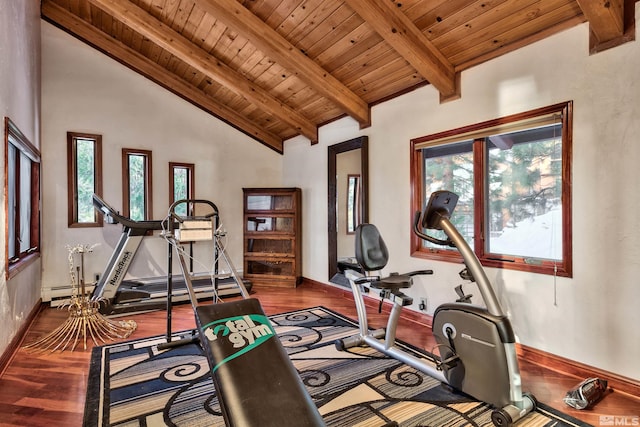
(92, 193), (163, 231)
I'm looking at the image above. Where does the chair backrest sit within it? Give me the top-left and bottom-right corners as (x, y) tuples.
(355, 223), (389, 272)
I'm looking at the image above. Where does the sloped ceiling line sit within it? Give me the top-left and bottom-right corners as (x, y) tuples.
(344, 0), (460, 102)
(41, 0), (285, 152)
(40, 0), (638, 154)
(86, 0), (319, 144)
(192, 0), (371, 128)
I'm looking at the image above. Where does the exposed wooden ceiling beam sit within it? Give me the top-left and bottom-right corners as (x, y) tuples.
(86, 0), (318, 144)
(193, 0), (371, 128)
(345, 0), (459, 102)
(41, 0), (284, 152)
(575, 0), (625, 44)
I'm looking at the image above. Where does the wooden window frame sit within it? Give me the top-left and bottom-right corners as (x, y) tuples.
(4, 117), (41, 279)
(67, 132), (103, 227)
(122, 148), (153, 221)
(410, 101), (573, 277)
(169, 162), (195, 215)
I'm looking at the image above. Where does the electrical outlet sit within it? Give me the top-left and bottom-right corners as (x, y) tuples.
(419, 297), (427, 311)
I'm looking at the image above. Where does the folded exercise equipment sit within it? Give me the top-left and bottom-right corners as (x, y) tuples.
(161, 199), (325, 427)
(336, 190), (536, 426)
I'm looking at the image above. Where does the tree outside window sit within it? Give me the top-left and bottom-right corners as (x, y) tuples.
(122, 148), (152, 221)
(169, 162), (195, 217)
(411, 102), (572, 277)
(67, 132), (102, 227)
(485, 126), (563, 260)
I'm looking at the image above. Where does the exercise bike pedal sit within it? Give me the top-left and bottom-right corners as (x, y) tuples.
(436, 353), (460, 371)
(454, 284), (473, 303)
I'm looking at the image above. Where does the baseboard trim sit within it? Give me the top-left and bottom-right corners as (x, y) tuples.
(0, 299), (44, 378)
(517, 344), (640, 399)
(305, 277), (640, 399)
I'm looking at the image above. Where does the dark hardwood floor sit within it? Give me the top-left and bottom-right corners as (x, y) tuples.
(0, 280), (638, 426)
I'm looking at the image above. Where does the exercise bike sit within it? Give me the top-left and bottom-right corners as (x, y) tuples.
(335, 190), (536, 426)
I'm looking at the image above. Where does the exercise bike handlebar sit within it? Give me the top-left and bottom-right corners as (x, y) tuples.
(414, 191), (505, 317)
(413, 211), (455, 247)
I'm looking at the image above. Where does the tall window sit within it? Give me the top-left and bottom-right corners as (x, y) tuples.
(169, 162), (195, 217)
(67, 132), (103, 227)
(410, 102), (572, 277)
(122, 148), (152, 221)
(5, 117), (41, 278)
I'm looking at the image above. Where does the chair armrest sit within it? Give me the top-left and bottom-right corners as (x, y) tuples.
(354, 276), (380, 285)
(407, 269), (433, 276)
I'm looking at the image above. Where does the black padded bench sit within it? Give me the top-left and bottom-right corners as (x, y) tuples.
(195, 298), (325, 427)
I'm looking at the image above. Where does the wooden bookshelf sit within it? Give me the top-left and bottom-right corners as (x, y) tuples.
(243, 188), (302, 287)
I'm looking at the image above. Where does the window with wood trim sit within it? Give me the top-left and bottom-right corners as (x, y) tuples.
(410, 102), (573, 277)
(122, 148), (152, 221)
(67, 132), (103, 227)
(5, 117), (41, 278)
(169, 162), (194, 217)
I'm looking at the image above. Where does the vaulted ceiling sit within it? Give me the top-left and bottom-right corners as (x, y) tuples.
(41, 0), (635, 153)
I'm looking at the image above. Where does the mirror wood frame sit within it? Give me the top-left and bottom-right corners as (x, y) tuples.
(327, 136), (368, 281)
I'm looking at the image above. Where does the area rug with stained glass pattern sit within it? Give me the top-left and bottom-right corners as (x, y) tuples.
(84, 306), (591, 426)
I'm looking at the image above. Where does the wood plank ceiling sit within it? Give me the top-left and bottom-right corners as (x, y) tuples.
(41, 0), (634, 153)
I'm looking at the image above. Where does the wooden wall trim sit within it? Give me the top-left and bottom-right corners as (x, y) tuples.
(517, 344), (640, 399)
(305, 278), (640, 399)
(0, 299), (44, 378)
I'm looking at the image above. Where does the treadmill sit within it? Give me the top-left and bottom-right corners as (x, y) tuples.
(91, 194), (251, 315)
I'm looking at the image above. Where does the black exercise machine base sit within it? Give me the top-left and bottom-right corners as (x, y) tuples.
(98, 277), (253, 316)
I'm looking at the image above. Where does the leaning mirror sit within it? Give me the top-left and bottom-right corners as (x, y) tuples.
(328, 136), (368, 285)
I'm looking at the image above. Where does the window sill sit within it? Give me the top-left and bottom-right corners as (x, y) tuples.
(7, 252), (41, 280)
(411, 249), (571, 278)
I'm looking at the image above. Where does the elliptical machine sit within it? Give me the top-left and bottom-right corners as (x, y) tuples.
(335, 190), (536, 426)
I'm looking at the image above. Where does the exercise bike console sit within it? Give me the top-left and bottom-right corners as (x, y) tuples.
(420, 190), (458, 232)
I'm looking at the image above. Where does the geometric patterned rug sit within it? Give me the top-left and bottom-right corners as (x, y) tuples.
(84, 306), (592, 426)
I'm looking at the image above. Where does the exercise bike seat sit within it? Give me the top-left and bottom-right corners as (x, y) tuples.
(370, 272), (413, 289)
(355, 224), (432, 290)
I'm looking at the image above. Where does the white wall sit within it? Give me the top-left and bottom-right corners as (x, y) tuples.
(40, 22), (283, 295)
(0, 1), (41, 356)
(283, 6), (640, 381)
